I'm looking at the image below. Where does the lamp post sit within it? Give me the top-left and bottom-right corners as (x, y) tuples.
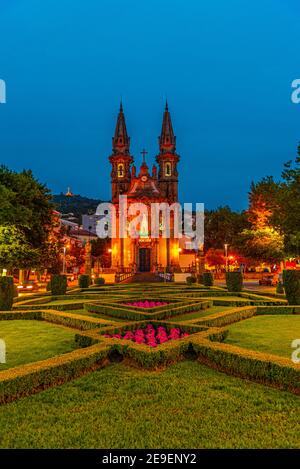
(62, 243), (70, 274)
(224, 243), (229, 272)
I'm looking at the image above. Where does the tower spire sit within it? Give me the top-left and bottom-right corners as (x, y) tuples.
(159, 101), (176, 153)
(112, 101), (130, 154)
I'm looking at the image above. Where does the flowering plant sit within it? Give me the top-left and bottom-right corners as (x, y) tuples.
(123, 300), (168, 308)
(104, 324), (189, 347)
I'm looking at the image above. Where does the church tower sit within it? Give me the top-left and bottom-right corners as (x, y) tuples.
(156, 102), (180, 203)
(109, 103), (133, 203)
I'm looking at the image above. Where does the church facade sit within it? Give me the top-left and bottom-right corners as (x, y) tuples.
(108, 103), (185, 273)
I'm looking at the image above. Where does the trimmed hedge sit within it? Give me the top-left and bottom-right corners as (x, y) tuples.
(78, 275), (91, 289)
(283, 270), (300, 305)
(0, 343), (109, 404)
(276, 281), (284, 294)
(94, 277), (105, 285)
(186, 276), (196, 285)
(0, 276), (14, 311)
(85, 300), (212, 321)
(195, 306), (256, 327)
(202, 272), (214, 287)
(256, 305), (300, 315)
(191, 337), (300, 394)
(41, 311), (113, 330)
(0, 310), (42, 321)
(50, 275), (67, 295)
(226, 272), (243, 292)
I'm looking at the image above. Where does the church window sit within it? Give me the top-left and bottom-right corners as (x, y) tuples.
(117, 163), (124, 177)
(165, 162), (171, 176)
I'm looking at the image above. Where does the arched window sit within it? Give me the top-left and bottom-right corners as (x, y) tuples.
(165, 162), (171, 176)
(117, 163), (124, 177)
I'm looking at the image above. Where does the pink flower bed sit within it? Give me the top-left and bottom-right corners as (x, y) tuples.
(104, 324), (189, 347)
(123, 300), (169, 308)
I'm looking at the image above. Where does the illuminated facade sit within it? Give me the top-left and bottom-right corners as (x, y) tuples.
(109, 103), (181, 272)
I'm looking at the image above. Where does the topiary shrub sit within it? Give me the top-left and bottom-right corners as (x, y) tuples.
(202, 272), (214, 287)
(94, 277), (105, 285)
(186, 276), (196, 285)
(13, 284), (18, 298)
(50, 274), (67, 295)
(0, 276), (14, 310)
(78, 274), (91, 288)
(276, 281), (284, 294)
(226, 271), (243, 292)
(283, 270), (300, 305)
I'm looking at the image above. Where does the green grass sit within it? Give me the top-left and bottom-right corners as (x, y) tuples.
(0, 320), (76, 370)
(0, 361), (299, 448)
(225, 315), (300, 358)
(168, 306), (231, 322)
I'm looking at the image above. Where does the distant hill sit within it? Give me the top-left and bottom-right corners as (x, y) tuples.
(52, 193), (103, 219)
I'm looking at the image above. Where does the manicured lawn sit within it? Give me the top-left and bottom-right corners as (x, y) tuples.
(168, 306), (231, 322)
(0, 361), (299, 448)
(0, 320), (76, 370)
(225, 315), (300, 358)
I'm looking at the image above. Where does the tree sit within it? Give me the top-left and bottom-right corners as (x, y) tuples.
(0, 166), (55, 271)
(0, 226), (39, 270)
(204, 206), (249, 252)
(280, 144), (300, 256)
(205, 248), (225, 269)
(238, 177), (284, 263)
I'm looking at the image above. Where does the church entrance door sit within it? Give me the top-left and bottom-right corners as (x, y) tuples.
(139, 248), (151, 272)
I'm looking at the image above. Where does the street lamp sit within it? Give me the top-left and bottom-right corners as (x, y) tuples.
(224, 243), (229, 272)
(62, 243), (70, 274)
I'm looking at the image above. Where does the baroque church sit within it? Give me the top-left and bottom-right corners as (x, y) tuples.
(109, 103), (187, 273)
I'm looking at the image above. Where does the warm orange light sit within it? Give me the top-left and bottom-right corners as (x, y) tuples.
(108, 248), (112, 253)
(178, 248), (182, 253)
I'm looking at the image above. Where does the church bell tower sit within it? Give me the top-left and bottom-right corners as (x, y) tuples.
(109, 103), (133, 203)
(156, 102), (180, 202)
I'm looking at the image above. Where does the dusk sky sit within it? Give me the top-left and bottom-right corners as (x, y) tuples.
(0, 0), (299, 210)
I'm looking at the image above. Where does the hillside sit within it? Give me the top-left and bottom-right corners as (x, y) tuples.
(52, 193), (103, 218)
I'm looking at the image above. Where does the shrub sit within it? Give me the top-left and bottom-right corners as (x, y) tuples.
(50, 275), (67, 295)
(283, 270), (300, 305)
(94, 277), (105, 285)
(276, 281), (284, 294)
(186, 276), (196, 285)
(197, 306), (256, 327)
(0, 343), (109, 404)
(226, 271), (243, 292)
(46, 281), (51, 292)
(78, 274), (91, 289)
(0, 276), (14, 311)
(202, 272), (214, 287)
(191, 337), (300, 394)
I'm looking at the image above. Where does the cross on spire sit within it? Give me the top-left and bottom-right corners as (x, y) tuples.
(141, 148), (148, 163)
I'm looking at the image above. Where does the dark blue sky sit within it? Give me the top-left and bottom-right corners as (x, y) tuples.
(0, 0), (299, 210)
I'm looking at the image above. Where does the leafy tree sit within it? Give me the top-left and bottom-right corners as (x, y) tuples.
(280, 144), (300, 256)
(238, 177), (284, 263)
(0, 225), (39, 270)
(204, 206), (249, 252)
(0, 166), (55, 271)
